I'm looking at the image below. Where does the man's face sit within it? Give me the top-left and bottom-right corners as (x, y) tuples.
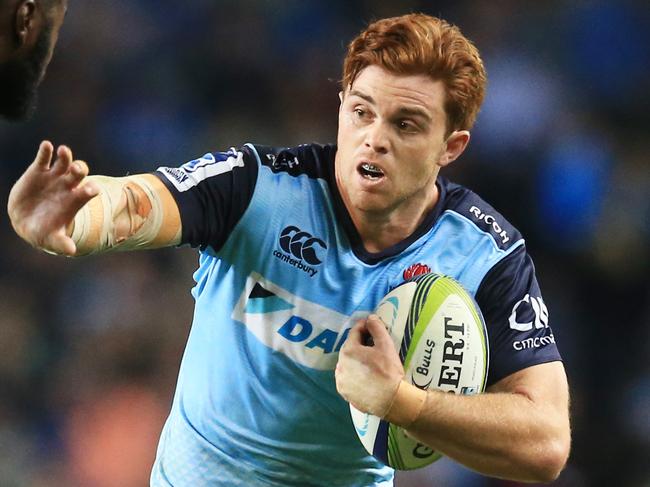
(335, 65), (452, 218)
(0, 0), (67, 120)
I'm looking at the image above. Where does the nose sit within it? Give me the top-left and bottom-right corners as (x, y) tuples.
(364, 121), (389, 154)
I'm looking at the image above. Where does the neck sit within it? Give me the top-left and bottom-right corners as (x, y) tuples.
(342, 178), (440, 254)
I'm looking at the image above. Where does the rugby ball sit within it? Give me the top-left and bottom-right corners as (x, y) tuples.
(350, 273), (489, 470)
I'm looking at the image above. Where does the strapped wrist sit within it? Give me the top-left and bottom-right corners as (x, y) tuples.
(70, 174), (179, 255)
(382, 381), (427, 429)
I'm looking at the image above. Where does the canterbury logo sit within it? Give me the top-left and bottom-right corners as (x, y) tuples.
(278, 226), (327, 265)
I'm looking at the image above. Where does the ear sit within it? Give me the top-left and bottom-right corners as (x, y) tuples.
(438, 130), (470, 168)
(14, 0), (37, 46)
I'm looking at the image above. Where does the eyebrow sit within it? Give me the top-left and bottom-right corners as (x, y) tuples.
(395, 106), (432, 124)
(348, 89), (433, 123)
(349, 89), (375, 104)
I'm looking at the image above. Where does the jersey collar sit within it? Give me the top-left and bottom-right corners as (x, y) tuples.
(325, 145), (448, 265)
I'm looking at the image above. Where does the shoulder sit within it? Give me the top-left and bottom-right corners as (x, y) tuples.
(250, 143), (336, 180)
(156, 146), (259, 194)
(439, 177), (523, 251)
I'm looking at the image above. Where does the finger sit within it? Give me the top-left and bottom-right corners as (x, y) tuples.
(70, 160), (89, 179)
(48, 182), (99, 233)
(34, 141), (54, 170)
(51, 145), (73, 176)
(63, 160), (90, 188)
(68, 181), (100, 212)
(365, 315), (393, 348)
(344, 319), (368, 347)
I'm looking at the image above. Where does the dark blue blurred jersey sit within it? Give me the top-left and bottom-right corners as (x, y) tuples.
(149, 143), (561, 486)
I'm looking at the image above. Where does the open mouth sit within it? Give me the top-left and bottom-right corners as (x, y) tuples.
(357, 162), (385, 180)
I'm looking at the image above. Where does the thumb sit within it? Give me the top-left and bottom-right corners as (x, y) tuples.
(44, 229), (77, 256)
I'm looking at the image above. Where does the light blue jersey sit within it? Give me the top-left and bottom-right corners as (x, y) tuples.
(151, 143), (561, 486)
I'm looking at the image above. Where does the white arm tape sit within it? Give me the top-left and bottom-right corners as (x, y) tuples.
(69, 196), (92, 247)
(71, 174), (179, 255)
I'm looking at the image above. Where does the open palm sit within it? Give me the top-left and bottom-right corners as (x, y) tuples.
(7, 141), (99, 256)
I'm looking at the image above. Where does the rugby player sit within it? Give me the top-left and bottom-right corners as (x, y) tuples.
(7, 13), (570, 486)
(0, 0), (66, 120)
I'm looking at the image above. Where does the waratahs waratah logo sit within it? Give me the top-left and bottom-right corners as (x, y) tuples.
(403, 263), (431, 281)
(273, 226), (327, 277)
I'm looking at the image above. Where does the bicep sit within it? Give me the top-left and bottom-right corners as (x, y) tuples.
(154, 147), (259, 250)
(476, 246), (562, 386)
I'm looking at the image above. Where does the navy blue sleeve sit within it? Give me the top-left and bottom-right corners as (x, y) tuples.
(152, 145), (259, 250)
(475, 245), (562, 386)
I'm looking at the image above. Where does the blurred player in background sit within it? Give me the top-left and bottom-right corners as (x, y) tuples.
(0, 0), (66, 120)
(7, 13), (570, 486)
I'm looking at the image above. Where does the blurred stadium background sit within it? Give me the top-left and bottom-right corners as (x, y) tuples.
(0, 0), (648, 486)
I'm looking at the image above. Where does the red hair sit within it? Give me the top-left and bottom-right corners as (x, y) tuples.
(342, 13), (487, 132)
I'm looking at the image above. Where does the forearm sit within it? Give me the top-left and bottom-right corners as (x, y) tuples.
(70, 174), (181, 255)
(389, 382), (570, 482)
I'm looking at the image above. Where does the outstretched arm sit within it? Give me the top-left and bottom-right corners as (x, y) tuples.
(335, 316), (571, 483)
(8, 141), (181, 256)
